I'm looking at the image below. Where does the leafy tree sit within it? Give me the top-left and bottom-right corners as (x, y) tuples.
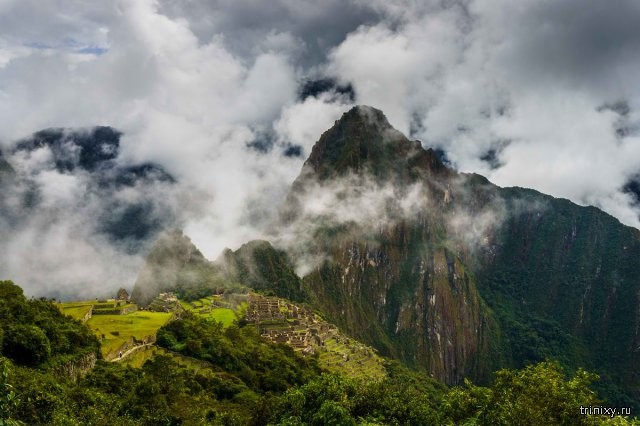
(0, 359), (21, 426)
(443, 361), (637, 426)
(2, 325), (50, 366)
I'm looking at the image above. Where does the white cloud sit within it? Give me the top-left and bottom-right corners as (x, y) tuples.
(1, 0), (640, 297)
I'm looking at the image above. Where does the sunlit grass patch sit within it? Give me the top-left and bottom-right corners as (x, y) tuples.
(87, 311), (172, 358)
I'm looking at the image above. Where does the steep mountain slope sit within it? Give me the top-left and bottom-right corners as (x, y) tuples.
(284, 106), (503, 383)
(282, 106), (640, 405)
(476, 186), (640, 404)
(218, 240), (307, 302)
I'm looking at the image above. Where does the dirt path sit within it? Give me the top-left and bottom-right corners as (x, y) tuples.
(110, 343), (152, 362)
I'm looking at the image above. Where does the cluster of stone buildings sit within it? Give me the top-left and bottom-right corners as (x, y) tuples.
(245, 294), (340, 354)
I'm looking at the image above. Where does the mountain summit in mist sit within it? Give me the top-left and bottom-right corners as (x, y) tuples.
(133, 105), (640, 407)
(300, 105), (449, 181)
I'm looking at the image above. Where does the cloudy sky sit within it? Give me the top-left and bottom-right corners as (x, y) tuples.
(1, 0), (639, 297)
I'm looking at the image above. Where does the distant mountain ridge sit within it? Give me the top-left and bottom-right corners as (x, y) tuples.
(132, 106), (640, 408)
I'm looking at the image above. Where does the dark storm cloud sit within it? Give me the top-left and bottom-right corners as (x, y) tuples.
(486, 0), (640, 94)
(157, 0), (379, 66)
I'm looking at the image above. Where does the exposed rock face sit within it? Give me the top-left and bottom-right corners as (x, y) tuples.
(303, 239), (497, 384)
(52, 352), (97, 382)
(284, 106), (640, 401)
(282, 106), (499, 383)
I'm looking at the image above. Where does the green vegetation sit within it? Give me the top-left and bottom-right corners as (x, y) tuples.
(157, 313), (320, 393)
(119, 345), (163, 368)
(1, 282), (638, 425)
(129, 229), (232, 306)
(179, 295), (240, 327)
(205, 308), (236, 326)
(59, 303), (93, 321)
(0, 281), (99, 369)
(475, 186), (640, 409)
(87, 311), (172, 358)
(268, 361), (638, 425)
(221, 240), (308, 302)
(317, 337), (386, 381)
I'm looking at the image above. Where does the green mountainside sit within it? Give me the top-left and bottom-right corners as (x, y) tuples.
(130, 229), (225, 306)
(131, 233), (306, 306)
(283, 106), (640, 406)
(128, 106), (640, 410)
(218, 240), (307, 302)
(477, 186), (640, 407)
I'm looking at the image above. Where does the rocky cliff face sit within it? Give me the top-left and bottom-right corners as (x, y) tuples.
(52, 352), (97, 382)
(285, 106), (640, 403)
(303, 237), (499, 384)
(283, 106), (501, 383)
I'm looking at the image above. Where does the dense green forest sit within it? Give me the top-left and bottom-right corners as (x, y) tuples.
(1, 280), (637, 425)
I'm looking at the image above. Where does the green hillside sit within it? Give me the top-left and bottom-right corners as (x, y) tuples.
(2, 280), (638, 425)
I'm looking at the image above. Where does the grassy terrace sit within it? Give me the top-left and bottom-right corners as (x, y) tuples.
(317, 338), (386, 381)
(59, 299), (137, 319)
(60, 304), (93, 321)
(86, 311), (173, 358)
(200, 308), (236, 326)
(60, 294), (384, 381)
(181, 295), (239, 328)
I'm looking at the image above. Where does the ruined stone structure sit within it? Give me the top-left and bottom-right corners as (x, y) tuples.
(245, 294), (339, 354)
(116, 288), (130, 301)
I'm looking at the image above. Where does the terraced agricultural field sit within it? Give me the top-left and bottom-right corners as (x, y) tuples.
(86, 311), (173, 358)
(59, 302), (93, 321)
(180, 295), (240, 328)
(201, 308), (236, 326)
(121, 345), (164, 368)
(318, 338), (386, 381)
(123, 344), (217, 371)
(59, 299), (137, 319)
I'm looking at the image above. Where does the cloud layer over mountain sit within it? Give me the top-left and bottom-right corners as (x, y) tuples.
(0, 0), (639, 296)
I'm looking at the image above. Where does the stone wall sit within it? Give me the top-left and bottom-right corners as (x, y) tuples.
(80, 306), (93, 323)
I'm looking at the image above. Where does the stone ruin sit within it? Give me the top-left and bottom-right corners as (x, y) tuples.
(116, 288), (130, 301)
(245, 294), (339, 354)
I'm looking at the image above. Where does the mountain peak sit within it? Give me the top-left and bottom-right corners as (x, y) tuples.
(299, 105), (451, 184)
(342, 105), (393, 130)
